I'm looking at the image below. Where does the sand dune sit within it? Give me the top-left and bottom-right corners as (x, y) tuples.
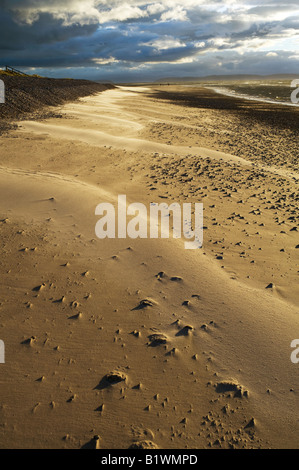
(0, 86), (298, 449)
(19, 89), (299, 181)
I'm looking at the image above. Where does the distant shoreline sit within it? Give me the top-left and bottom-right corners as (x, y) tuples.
(205, 85), (298, 108)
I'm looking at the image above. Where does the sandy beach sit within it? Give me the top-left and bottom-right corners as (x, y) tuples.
(0, 85), (298, 449)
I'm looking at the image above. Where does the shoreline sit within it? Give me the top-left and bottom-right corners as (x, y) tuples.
(205, 85), (298, 108)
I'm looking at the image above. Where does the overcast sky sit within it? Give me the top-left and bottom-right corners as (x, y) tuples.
(0, 0), (298, 82)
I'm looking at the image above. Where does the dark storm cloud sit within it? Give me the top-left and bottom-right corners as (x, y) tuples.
(0, 11), (98, 50)
(0, 1), (298, 81)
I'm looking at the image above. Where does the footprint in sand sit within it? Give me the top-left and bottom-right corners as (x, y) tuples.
(132, 383), (142, 390)
(129, 440), (158, 449)
(67, 394), (77, 403)
(53, 296), (66, 303)
(68, 312), (82, 320)
(170, 276), (183, 282)
(176, 325), (194, 337)
(21, 336), (37, 346)
(130, 330), (141, 338)
(36, 376), (45, 382)
(215, 381), (249, 398)
(166, 347), (179, 357)
(32, 283), (46, 292)
(155, 271), (166, 281)
(81, 435), (101, 449)
(245, 417), (256, 429)
(132, 298), (157, 310)
(147, 333), (168, 347)
(265, 283), (274, 289)
(96, 371), (127, 390)
(95, 404), (104, 412)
